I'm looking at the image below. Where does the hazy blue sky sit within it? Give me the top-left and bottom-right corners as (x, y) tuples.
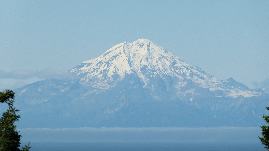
(0, 0), (269, 88)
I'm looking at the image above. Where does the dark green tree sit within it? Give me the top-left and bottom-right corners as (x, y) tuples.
(260, 107), (269, 150)
(0, 90), (30, 151)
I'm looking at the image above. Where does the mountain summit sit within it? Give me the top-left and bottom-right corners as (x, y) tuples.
(16, 39), (267, 128)
(71, 38), (258, 98)
(71, 38), (182, 89)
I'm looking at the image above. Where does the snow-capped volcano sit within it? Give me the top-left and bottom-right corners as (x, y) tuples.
(15, 38), (268, 128)
(71, 38), (259, 98)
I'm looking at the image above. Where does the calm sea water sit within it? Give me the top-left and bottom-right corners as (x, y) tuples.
(21, 127), (266, 151)
(29, 142), (264, 151)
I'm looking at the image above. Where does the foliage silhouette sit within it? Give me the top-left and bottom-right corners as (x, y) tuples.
(0, 90), (30, 151)
(260, 107), (269, 151)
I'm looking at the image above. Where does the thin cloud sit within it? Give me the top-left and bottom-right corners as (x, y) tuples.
(0, 70), (69, 90)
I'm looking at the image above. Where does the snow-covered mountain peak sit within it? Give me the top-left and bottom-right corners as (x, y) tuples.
(131, 38), (172, 55)
(71, 39), (215, 87)
(71, 39), (195, 87)
(133, 38), (152, 43)
(70, 39), (260, 98)
(102, 38), (173, 62)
